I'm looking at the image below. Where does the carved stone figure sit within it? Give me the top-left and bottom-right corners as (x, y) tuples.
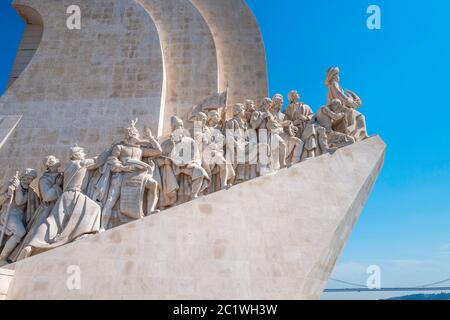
(0, 169), (39, 266)
(157, 138), (180, 209)
(206, 110), (224, 131)
(0, 69), (373, 265)
(11, 156), (63, 262)
(271, 94), (304, 167)
(250, 98), (285, 174)
(317, 99), (355, 148)
(99, 119), (162, 230)
(226, 104), (258, 183)
(164, 116), (210, 205)
(244, 99), (257, 124)
(284, 91), (313, 135)
(24, 146), (102, 256)
(325, 67), (368, 141)
(283, 91), (320, 160)
(140, 127), (164, 215)
(194, 112), (234, 193)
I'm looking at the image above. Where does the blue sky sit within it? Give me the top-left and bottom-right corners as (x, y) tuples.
(246, 0), (450, 299)
(1, 0), (449, 299)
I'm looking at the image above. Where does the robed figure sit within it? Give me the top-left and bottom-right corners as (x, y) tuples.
(25, 146), (102, 255)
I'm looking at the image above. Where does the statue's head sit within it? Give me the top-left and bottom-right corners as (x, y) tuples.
(171, 116), (184, 132)
(207, 110), (221, 126)
(244, 99), (255, 111)
(288, 90), (300, 103)
(261, 97), (272, 111)
(233, 103), (245, 118)
(70, 145), (86, 161)
(43, 155), (61, 172)
(194, 112), (207, 126)
(20, 169), (38, 189)
(272, 94), (284, 111)
(326, 67), (340, 85)
(126, 118), (140, 144)
(330, 98), (343, 111)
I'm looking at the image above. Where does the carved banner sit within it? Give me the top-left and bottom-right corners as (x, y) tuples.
(120, 172), (147, 220)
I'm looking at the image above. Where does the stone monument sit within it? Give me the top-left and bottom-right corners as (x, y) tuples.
(0, 0), (385, 300)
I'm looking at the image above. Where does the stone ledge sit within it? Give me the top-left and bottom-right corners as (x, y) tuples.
(0, 267), (15, 298)
(6, 136), (385, 300)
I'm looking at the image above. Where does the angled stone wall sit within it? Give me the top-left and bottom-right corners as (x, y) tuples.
(5, 137), (385, 300)
(137, 0), (219, 135)
(190, 0), (269, 115)
(0, 0), (269, 180)
(0, 0), (165, 179)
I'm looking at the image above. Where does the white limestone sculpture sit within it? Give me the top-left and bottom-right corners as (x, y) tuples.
(317, 99), (356, 148)
(244, 99), (257, 125)
(97, 120), (162, 231)
(194, 112), (234, 193)
(271, 94), (304, 166)
(141, 127), (164, 214)
(23, 146), (102, 256)
(161, 116), (210, 205)
(11, 156), (63, 262)
(227, 104), (258, 183)
(2, 136), (386, 300)
(283, 91), (316, 158)
(250, 98), (285, 174)
(284, 90), (335, 160)
(325, 67), (369, 141)
(206, 110), (225, 132)
(0, 169), (39, 266)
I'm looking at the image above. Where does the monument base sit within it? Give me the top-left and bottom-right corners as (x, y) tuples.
(4, 136), (385, 300)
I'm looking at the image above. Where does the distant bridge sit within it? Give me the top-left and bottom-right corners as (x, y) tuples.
(324, 278), (450, 293)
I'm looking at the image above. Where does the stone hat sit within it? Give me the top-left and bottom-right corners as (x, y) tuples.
(21, 168), (38, 179)
(171, 116), (184, 129)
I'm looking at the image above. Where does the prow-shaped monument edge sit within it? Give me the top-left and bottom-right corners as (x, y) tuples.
(5, 136), (386, 300)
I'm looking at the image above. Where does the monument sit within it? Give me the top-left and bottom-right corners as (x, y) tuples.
(0, 0), (385, 300)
